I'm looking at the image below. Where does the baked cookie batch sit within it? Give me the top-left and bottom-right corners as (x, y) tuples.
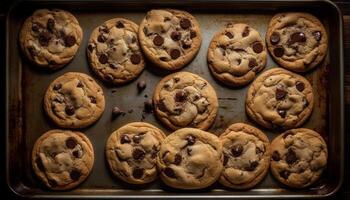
(21, 9), (329, 190)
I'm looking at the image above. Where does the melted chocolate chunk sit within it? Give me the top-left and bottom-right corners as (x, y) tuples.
(137, 80), (146, 92)
(133, 148), (145, 160)
(87, 44), (94, 52)
(175, 90), (187, 102)
(70, 169), (81, 181)
(302, 97), (309, 108)
(242, 26), (250, 37)
(38, 31), (51, 46)
(170, 49), (180, 59)
(97, 34), (106, 43)
(130, 54), (141, 64)
(174, 153), (182, 165)
(171, 31), (181, 41)
(181, 42), (191, 49)
(53, 83), (62, 90)
(47, 18), (55, 32)
(248, 58), (258, 68)
(180, 18), (191, 29)
(280, 170), (290, 179)
(32, 23), (39, 32)
(285, 148), (297, 165)
(66, 137), (77, 149)
(272, 151), (280, 161)
(252, 42), (263, 53)
(273, 46), (284, 57)
(36, 157), (45, 171)
(277, 109), (286, 118)
(225, 32), (234, 39)
(256, 147), (263, 154)
(164, 167), (176, 178)
(65, 105), (75, 116)
(132, 167), (144, 179)
(275, 85), (287, 100)
(116, 21), (124, 28)
(99, 26), (109, 33)
(231, 144), (243, 157)
(295, 81), (305, 92)
(72, 150), (80, 158)
(76, 81), (83, 88)
(186, 135), (196, 145)
(245, 161), (259, 171)
(270, 32), (280, 45)
(121, 135), (131, 144)
(190, 30), (197, 38)
(313, 31), (322, 41)
(89, 96), (97, 104)
(290, 32), (306, 44)
(99, 54), (108, 64)
(153, 35), (164, 46)
(64, 35), (76, 47)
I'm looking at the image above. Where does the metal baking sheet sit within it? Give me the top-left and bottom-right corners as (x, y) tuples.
(6, 0), (344, 198)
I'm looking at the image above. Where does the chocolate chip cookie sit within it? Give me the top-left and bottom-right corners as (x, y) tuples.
(266, 12), (328, 72)
(153, 71), (218, 130)
(139, 9), (202, 70)
(44, 72), (105, 128)
(219, 123), (270, 189)
(19, 9), (83, 69)
(87, 18), (145, 85)
(32, 129), (94, 190)
(270, 128), (328, 188)
(157, 128), (223, 189)
(246, 68), (314, 129)
(105, 122), (166, 184)
(207, 23), (267, 87)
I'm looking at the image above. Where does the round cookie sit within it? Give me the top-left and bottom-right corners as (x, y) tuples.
(44, 72), (105, 129)
(105, 122), (166, 184)
(246, 68), (314, 129)
(87, 18), (145, 85)
(153, 71), (218, 130)
(270, 128), (328, 188)
(19, 9), (83, 69)
(32, 129), (94, 190)
(157, 128), (223, 189)
(219, 123), (270, 189)
(266, 12), (328, 72)
(207, 23), (267, 87)
(139, 9), (202, 70)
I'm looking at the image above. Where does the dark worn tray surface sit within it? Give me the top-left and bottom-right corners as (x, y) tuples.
(6, 0), (344, 198)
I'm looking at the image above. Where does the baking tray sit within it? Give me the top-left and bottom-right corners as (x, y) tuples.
(6, 0), (344, 198)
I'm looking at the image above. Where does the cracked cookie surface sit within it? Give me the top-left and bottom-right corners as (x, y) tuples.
(246, 68), (314, 129)
(19, 9), (83, 69)
(153, 71), (218, 130)
(208, 23), (267, 87)
(32, 129), (94, 190)
(44, 72), (105, 128)
(87, 18), (145, 85)
(266, 12), (328, 72)
(139, 9), (202, 70)
(157, 128), (223, 189)
(219, 123), (270, 189)
(105, 122), (166, 184)
(270, 128), (327, 188)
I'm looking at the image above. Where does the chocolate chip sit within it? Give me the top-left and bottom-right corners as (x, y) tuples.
(64, 35), (76, 47)
(256, 147), (263, 154)
(231, 144), (243, 157)
(245, 161), (259, 171)
(132, 134), (142, 143)
(53, 83), (62, 90)
(190, 30), (197, 38)
(248, 58), (258, 68)
(99, 54), (108, 64)
(77, 81), (83, 88)
(270, 32), (280, 45)
(273, 46), (284, 57)
(65, 105), (75, 116)
(164, 167), (176, 178)
(285, 149), (297, 165)
(66, 137), (77, 149)
(280, 170), (290, 179)
(32, 23), (39, 32)
(144, 99), (153, 113)
(181, 42), (191, 49)
(151, 150), (158, 158)
(170, 49), (180, 59)
(302, 97), (309, 108)
(87, 44), (94, 52)
(252, 42), (263, 53)
(132, 167), (144, 179)
(28, 46), (37, 57)
(70, 169), (81, 181)
(295, 81), (305, 92)
(172, 153), (182, 165)
(242, 26), (250, 37)
(116, 21), (124, 28)
(133, 148), (145, 160)
(175, 90), (187, 102)
(275, 85), (287, 100)
(97, 34), (106, 43)
(36, 157), (45, 171)
(99, 26), (109, 33)
(272, 151), (280, 161)
(72, 150), (80, 158)
(313, 31), (322, 41)
(277, 109), (286, 118)
(137, 80), (146, 92)
(129, 53), (141, 65)
(131, 36), (137, 43)
(171, 31), (181, 41)
(89, 96), (96, 104)
(38, 31), (51, 46)
(112, 106), (123, 118)
(47, 18), (55, 31)
(225, 32), (234, 39)
(223, 155), (229, 166)
(120, 135), (131, 144)
(153, 35), (164, 46)
(290, 32), (306, 44)
(180, 18), (191, 29)
(187, 148), (192, 156)
(186, 135), (196, 145)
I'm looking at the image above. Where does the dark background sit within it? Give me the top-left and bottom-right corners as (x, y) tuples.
(1, 0), (349, 199)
